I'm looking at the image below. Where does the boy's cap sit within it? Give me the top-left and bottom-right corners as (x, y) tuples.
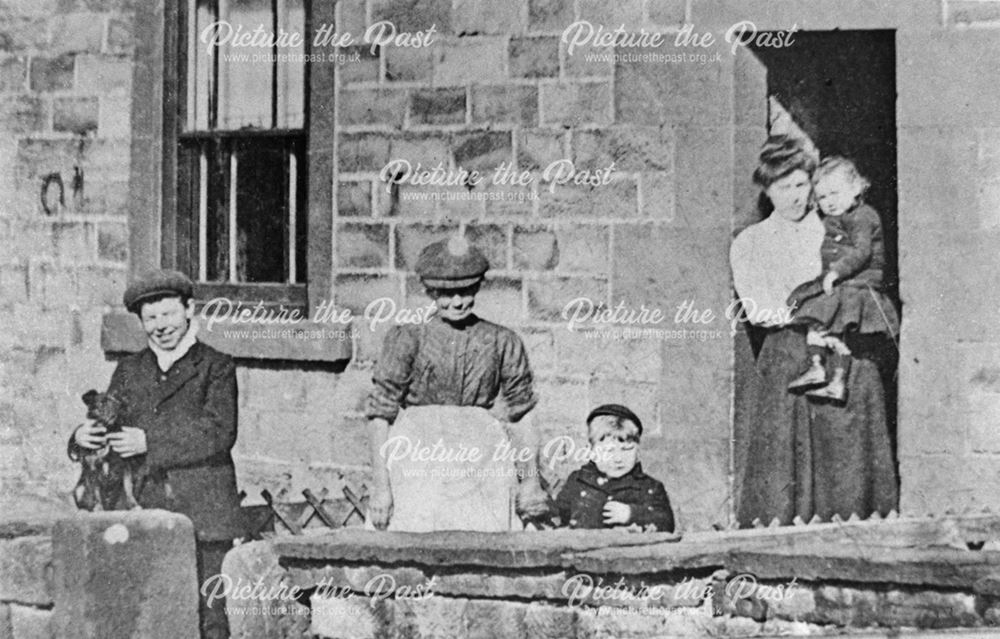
(415, 236), (489, 289)
(586, 404), (643, 437)
(123, 269), (193, 313)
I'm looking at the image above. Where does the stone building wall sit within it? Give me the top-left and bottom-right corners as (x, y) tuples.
(0, 0), (998, 531)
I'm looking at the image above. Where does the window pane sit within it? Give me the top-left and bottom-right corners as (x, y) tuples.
(189, 0), (305, 131)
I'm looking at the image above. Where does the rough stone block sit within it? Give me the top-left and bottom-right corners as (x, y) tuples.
(528, 0), (574, 32)
(389, 133), (451, 168)
(434, 38), (505, 86)
(97, 95), (130, 138)
(615, 47), (732, 126)
(509, 37), (559, 78)
(105, 16), (134, 54)
(53, 96), (99, 135)
(573, 126), (673, 172)
(51, 222), (93, 263)
(949, 1), (1000, 26)
(553, 224), (608, 274)
(454, 0), (527, 35)
(339, 88), (407, 128)
(538, 179), (638, 219)
(311, 594), (378, 639)
(74, 54), (131, 93)
(338, 0), (367, 34)
(336, 222), (391, 268)
(471, 85), (538, 127)
(0, 95), (45, 133)
(8, 604), (52, 639)
(809, 585), (880, 627)
(517, 129), (565, 172)
(338, 181), (373, 217)
(513, 224), (558, 271)
(878, 589), (980, 628)
(454, 131), (512, 174)
(385, 45), (433, 82)
(75, 264), (126, 308)
(51, 510), (199, 639)
(334, 274), (400, 313)
(464, 223), (508, 269)
(410, 87), (466, 126)
(48, 12), (104, 54)
(0, 56), (27, 91)
(339, 133), (392, 173)
(523, 602), (578, 639)
(647, 0), (687, 26)
(371, 0), (452, 33)
(577, 0), (643, 25)
(28, 55), (74, 92)
(639, 172), (675, 220)
(561, 40), (613, 78)
(527, 275), (607, 321)
(0, 536), (52, 606)
(540, 82), (613, 127)
(337, 46), (379, 85)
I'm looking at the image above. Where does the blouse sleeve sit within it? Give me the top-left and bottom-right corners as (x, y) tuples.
(365, 325), (420, 424)
(497, 330), (538, 423)
(730, 229), (788, 325)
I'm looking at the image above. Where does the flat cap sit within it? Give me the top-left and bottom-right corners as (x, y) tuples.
(415, 236), (489, 289)
(586, 404), (643, 437)
(123, 269), (193, 313)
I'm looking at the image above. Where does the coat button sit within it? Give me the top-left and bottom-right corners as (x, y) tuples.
(580, 490), (586, 497)
(569, 519), (577, 526)
(648, 489), (655, 494)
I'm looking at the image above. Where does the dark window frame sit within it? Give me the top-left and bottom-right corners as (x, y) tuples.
(131, 0), (333, 314)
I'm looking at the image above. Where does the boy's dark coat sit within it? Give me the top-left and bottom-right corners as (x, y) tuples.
(70, 341), (245, 540)
(556, 461), (674, 532)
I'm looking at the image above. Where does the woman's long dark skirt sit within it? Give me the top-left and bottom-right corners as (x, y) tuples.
(736, 327), (898, 526)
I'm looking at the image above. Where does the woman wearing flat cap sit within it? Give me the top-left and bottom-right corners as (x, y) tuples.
(69, 269), (244, 639)
(365, 236), (549, 531)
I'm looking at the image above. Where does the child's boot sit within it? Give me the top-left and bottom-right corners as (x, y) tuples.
(806, 367), (848, 402)
(788, 354), (826, 390)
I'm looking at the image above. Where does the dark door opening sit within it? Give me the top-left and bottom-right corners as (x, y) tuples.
(732, 31), (900, 520)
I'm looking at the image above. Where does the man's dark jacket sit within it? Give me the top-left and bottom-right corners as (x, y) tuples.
(555, 461), (675, 532)
(71, 341), (245, 540)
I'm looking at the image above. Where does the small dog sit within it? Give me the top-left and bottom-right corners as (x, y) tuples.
(72, 390), (142, 511)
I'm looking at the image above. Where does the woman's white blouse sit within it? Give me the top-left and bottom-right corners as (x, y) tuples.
(729, 211), (824, 326)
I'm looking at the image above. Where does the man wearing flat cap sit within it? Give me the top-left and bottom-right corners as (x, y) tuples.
(366, 236), (550, 531)
(70, 269), (244, 639)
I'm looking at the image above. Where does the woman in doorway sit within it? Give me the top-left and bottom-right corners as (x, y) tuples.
(729, 135), (898, 526)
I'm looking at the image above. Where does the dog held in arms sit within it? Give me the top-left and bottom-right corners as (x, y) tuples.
(71, 390), (143, 511)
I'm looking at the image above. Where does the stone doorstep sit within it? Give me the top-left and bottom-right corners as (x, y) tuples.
(272, 515), (1000, 592)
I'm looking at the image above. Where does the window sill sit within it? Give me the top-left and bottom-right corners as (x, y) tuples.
(100, 311), (353, 362)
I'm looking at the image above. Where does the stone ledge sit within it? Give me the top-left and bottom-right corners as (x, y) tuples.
(273, 515), (1000, 589)
(101, 311), (353, 362)
(273, 528), (682, 569)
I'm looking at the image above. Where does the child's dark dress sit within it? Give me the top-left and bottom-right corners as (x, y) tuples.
(555, 461), (674, 532)
(787, 203), (899, 335)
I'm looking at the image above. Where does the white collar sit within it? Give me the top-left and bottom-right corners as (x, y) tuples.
(149, 319), (199, 372)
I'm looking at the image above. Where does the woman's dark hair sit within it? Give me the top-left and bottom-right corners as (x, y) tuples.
(752, 134), (818, 188)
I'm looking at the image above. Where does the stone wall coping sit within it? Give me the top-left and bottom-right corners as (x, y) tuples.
(272, 514), (1000, 589)
(100, 310), (353, 362)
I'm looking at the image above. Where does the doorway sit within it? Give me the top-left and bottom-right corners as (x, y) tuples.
(731, 31), (900, 521)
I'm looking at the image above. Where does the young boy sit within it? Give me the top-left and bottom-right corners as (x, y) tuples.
(69, 270), (245, 639)
(555, 404), (674, 532)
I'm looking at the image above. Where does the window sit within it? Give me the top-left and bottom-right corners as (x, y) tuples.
(120, 0), (343, 359)
(175, 0), (308, 305)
